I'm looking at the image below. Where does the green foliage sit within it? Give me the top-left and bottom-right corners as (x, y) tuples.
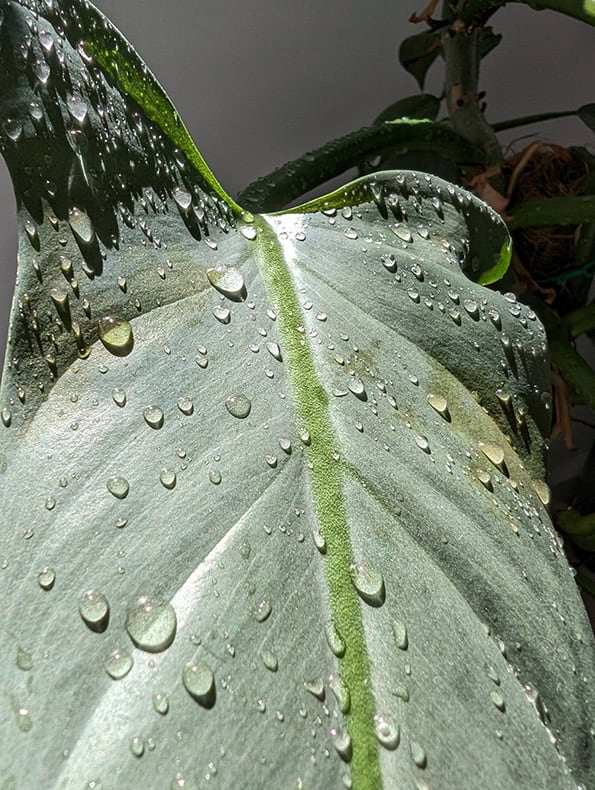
(0, 1), (594, 789)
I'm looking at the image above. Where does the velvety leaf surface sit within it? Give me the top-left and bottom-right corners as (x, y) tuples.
(0, 2), (594, 789)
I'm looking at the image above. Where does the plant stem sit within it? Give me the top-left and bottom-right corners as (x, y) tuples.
(442, 26), (502, 165)
(563, 303), (595, 339)
(507, 195), (595, 229)
(492, 109), (577, 132)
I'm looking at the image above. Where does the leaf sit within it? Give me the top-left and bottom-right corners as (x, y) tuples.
(238, 120), (484, 213)
(372, 94), (441, 124)
(578, 103), (595, 134)
(478, 26), (503, 59)
(460, 0), (595, 27)
(398, 30), (442, 89)
(507, 195), (595, 229)
(0, 2), (594, 789)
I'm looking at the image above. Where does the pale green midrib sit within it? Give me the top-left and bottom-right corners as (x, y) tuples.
(255, 216), (382, 789)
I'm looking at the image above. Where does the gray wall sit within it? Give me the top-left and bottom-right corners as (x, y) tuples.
(0, 1), (593, 357)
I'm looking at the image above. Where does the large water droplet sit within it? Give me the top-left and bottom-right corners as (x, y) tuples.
(104, 648), (134, 680)
(426, 392), (450, 420)
(107, 476), (129, 499)
(212, 305), (231, 324)
(98, 316), (134, 356)
(207, 266), (246, 301)
(225, 394), (252, 419)
(69, 207), (94, 244)
(79, 591), (110, 632)
(350, 563), (385, 606)
(159, 468), (177, 490)
(479, 441), (507, 473)
(182, 661), (215, 707)
(125, 596), (177, 653)
(348, 377), (367, 401)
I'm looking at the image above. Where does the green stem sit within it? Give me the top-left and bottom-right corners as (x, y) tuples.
(237, 121), (483, 213)
(442, 26), (502, 166)
(546, 327), (595, 413)
(563, 303), (595, 339)
(492, 109), (577, 132)
(507, 195), (595, 230)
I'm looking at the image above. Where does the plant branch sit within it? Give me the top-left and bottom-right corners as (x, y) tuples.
(492, 109), (577, 132)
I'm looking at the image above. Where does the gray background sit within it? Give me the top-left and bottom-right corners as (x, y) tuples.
(0, 1), (593, 355)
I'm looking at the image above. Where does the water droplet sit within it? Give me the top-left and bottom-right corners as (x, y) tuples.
(393, 683), (410, 702)
(477, 469), (492, 490)
(183, 661), (215, 707)
(159, 468), (177, 489)
(130, 735), (144, 758)
(415, 435), (431, 454)
(125, 596), (177, 653)
(212, 305), (231, 324)
(266, 342), (283, 361)
(79, 591), (110, 632)
(331, 727), (352, 762)
(490, 690), (506, 711)
(98, 316), (134, 356)
(532, 479), (551, 507)
(325, 622), (346, 657)
(173, 188), (192, 212)
(304, 678), (325, 700)
(479, 441), (507, 472)
(410, 740), (427, 768)
(225, 394), (252, 419)
(393, 226), (413, 243)
(177, 396), (194, 415)
(37, 567), (56, 590)
(254, 599), (272, 622)
(104, 648), (134, 680)
(16, 646), (33, 671)
(67, 94), (88, 124)
(329, 674), (351, 714)
(381, 253), (397, 272)
(16, 706), (32, 732)
(312, 529), (326, 553)
(393, 620), (408, 650)
(261, 649), (278, 672)
(107, 476), (129, 499)
(143, 405), (164, 429)
(209, 468), (222, 485)
(153, 692), (169, 715)
(207, 266), (246, 301)
(112, 387), (127, 407)
(350, 564), (385, 606)
(69, 207), (94, 244)
(463, 299), (479, 320)
(348, 377), (367, 401)
(240, 225), (257, 240)
(374, 715), (400, 750)
(426, 392), (450, 420)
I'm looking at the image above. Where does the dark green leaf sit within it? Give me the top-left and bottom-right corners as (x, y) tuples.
(460, 0), (595, 27)
(478, 26), (503, 58)
(578, 103), (595, 134)
(398, 30), (442, 89)
(508, 195), (595, 229)
(372, 93), (441, 124)
(238, 121), (484, 213)
(0, 2), (593, 789)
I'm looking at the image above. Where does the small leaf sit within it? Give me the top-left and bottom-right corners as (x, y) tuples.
(398, 29), (442, 89)
(478, 26), (503, 59)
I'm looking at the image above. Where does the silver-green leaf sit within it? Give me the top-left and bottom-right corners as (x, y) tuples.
(0, 2), (593, 789)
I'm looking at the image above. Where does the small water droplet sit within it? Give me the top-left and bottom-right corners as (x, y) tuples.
(130, 735), (144, 758)
(177, 396), (194, 415)
(143, 405), (164, 429)
(225, 394), (252, 419)
(240, 224), (257, 240)
(325, 622), (346, 657)
(209, 468), (222, 485)
(426, 392), (450, 420)
(312, 529), (326, 553)
(207, 266), (246, 301)
(381, 253), (397, 272)
(254, 599), (272, 622)
(159, 468), (177, 489)
(261, 649), (278, 672)
(104, 648), (134, 680)
(350, 564), (385, 606)
(212, 305), (231, 324)
(393, 620), (408, 650)
(79, 591), (110, 632)
(393, 226), (413, 243)
(331, 727), (352, 762)
(415, 434), (431, 454)
(374, 715), (400, 750)
(490, 690), (506, 711)
(69, 206), (94, 244)
(112, 387), (127, 407)
(304, 678), (325, 700)
(183, 661), (215, 707)
(153, 692), (169, 715)
(107, 476), (129, 499)
(266, 342), (283, 361)
(16, 646), (33, 671)
(410, 740), (427, 768)
(98, 316), (134, 356)
(328, 674), (351, 714)
(348, 377), (367, 401)
(37, 567), (56, 590)
(125, 596), (177, 653)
